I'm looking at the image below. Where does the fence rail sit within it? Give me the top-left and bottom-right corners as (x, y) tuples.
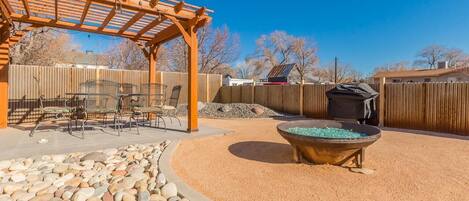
(218, 83), (469, 136)
(8, 65), (222, 124)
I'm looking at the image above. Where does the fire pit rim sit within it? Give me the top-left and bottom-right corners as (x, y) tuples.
(276, 119), (381, 143)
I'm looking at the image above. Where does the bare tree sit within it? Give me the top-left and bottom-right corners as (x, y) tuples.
(291, 38), (318, 83)
(457, 55), (469, 67)
(167, 37), (189, 72)
(247, 31), (297, 77)
(373, 61), (412, 75)
(246, 31), (319, 81)
(105, 39), (167, 70)
(167, 24), (239, 74)
(414, 45), (446, 69)
(199, 25), (239, 73)
(235, 60), (256, 79)
(444, 48), (465, 67)
(314, 61), (361, 83)
(10, 27), (78, 66)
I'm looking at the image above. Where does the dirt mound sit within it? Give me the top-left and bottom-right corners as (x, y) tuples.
(178, 103), (282, 119)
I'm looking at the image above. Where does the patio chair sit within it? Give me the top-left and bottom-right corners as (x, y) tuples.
(29, 95), (74, 137)
(127, 83), (167, 134)
(118, 83), (138, 113)
(157, 85), (182, 127)
(71, 80), (122, 138)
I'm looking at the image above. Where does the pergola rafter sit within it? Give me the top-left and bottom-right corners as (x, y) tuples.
(79, 0), (91, 24)
(20, 0), (30, 17)
(134, 15), (166, 40)
(0, 0), (212, 132)
(98, 6), (116, 30)
(118, 11), (144, 34)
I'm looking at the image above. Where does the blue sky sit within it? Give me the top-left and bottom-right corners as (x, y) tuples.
(70, 0), (469, 74)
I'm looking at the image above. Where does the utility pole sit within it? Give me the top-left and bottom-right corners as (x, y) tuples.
(334, 57), (338, 84)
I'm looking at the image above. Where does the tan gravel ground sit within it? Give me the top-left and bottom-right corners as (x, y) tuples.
(172, 118), (469, 201)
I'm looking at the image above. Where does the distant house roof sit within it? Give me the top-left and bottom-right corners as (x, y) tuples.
(61, 51), (108, 66)
(373, 67), (469, 78)
(267, 63), (296, 79)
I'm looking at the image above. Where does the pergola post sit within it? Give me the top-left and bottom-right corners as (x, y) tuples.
(148, 44), (159, 84)
(187, 24), (198, 132)
(0, 24), (10, 128)
(161, 14), (207, 133)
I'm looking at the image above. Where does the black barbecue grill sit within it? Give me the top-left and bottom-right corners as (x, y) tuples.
(326, 83), (379, 122)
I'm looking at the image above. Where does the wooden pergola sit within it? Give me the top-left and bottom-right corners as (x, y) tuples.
(0, 0), (212, 132)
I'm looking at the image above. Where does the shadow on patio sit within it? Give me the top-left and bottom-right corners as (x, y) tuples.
(0, 118), (227, 161)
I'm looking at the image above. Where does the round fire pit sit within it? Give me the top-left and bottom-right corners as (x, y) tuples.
(277, 120), (381, 167)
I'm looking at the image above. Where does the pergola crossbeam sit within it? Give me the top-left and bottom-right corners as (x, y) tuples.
(54, 0), (58, 21)
(1, 0), (12, 14)
(98, 6), (115, 30)
(149, 0), (159, 8)
(92, 0), (196, 19)
(118, 11), (144, 34)
(80, 0), (92, 25)
(147, 14), (209, 46)
(21, 0), (30, 17)
(0, 0), (12, 24)
(164, 14), (190, 44)
(135, 15), (167, 40)
(174, 1), (184, 13)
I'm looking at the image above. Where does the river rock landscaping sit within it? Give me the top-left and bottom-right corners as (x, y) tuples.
(0, 140), (187, 201)
(178, 103), (281, 119)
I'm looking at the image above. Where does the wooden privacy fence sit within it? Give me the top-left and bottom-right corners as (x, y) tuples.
(218, 83), (469, 136)
(219, 84), (334, 117)
(385, 83), (469, 135)
(8, 65), (222, 124)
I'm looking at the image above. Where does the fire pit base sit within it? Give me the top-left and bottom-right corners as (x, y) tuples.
(291, 145), (365, 167)
(277, 120), (381, 168)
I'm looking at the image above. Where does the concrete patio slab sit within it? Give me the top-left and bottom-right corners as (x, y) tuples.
(0, 119), (228, 160)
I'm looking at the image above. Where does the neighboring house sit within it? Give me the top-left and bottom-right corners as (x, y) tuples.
(260, 63), (299, 84)
(373, 67), (469, 83)
(55, 51), (109, 69)
(223, 74), (254, 86)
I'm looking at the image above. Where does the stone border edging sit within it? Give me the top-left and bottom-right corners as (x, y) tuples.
(159, 139), (212, 201)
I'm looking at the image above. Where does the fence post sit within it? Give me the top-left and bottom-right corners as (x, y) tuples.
(159, 72), (164, 98)
(159, 71), (164, 84)
(206, 73), (210, 103)
(95, 68), (100, 81)
(299, 81), (304, 116)
(251, 83), (255, 104)
(379, 77), (386, 127)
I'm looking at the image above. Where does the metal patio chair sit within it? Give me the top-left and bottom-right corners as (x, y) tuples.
(70, 80), (122, 138)
(127, 83), (167, 134)
(29, 95), (74, 137)
(158, 85), (182, 127)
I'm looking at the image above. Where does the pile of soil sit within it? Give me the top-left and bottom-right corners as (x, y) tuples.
(177, 103), (282, 119)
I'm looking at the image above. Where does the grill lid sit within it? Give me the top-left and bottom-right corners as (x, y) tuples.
(326, 83), (379, 99)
